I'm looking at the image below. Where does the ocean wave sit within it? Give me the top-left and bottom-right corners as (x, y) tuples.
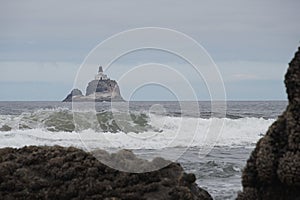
(0, 108), (154, 133)
(198, 160), (241, 178)
(0, 108), (274, 149)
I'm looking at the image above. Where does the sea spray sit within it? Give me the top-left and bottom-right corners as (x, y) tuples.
(0, 108), (274, 149)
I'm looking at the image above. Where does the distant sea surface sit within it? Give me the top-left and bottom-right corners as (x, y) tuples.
(0, 101), (287, 199)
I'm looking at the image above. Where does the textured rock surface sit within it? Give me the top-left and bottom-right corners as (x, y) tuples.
(0, 146), (212, 200)
(237, 47), (300, 199)
(63, 79), (123, 102)
(63, 89), (83, 102)
(85, 79), (123, 101)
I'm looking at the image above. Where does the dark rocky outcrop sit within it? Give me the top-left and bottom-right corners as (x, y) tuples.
(63, 66), (124, 102)
(85, 79), (123, 102)
(86, 80), (119, 96)
(0, 146), (212, 200)
(63, 89), (83, 102)
(237, 47), (300, 199)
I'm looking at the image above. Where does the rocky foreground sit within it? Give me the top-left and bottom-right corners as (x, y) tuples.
(237, 47), (300, 199)
(0, 146), (212, 200)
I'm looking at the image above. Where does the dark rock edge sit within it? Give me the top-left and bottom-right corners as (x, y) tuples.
(0, 145), (212, 200)
(63, 80), (124, 102)
(237, 47), (300, 200)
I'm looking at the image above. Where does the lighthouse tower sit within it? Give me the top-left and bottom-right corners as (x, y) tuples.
(95, 66), (109, 80)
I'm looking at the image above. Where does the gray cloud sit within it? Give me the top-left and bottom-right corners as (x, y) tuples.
(0, 0), (299, 100)
(1, 1), (299, 58)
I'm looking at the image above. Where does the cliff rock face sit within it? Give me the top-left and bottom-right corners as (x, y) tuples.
(85, 79), (123, 101)
(237, 47), (300, 199)
(62, 89), (83, 102)
(0, 146), (212, 200)
(63, 66), (124, 102)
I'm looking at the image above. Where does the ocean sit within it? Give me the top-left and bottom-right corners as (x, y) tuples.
(0, 101), (287, 199)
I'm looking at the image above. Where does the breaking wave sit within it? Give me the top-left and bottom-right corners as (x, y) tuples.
(0, 108), (154, 133)
(0, 108), (275, 149)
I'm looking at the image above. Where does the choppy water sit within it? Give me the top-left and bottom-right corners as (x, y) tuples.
(0, 101), (287, 199)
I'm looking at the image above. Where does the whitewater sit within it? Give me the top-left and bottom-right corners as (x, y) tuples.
(0, 115), (273, 149)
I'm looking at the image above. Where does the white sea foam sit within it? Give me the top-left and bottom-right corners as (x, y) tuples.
(0, 115), (274, 149)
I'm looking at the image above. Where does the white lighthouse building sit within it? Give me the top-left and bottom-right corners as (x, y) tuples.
(95, 66), (109, 80)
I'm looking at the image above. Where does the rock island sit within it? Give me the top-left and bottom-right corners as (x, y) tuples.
(63, 66), (124, 102)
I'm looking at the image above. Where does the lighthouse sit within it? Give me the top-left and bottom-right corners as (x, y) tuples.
(95, 66), (109, 80)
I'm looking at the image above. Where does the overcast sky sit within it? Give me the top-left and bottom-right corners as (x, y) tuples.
(0, 0), (299, 101)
